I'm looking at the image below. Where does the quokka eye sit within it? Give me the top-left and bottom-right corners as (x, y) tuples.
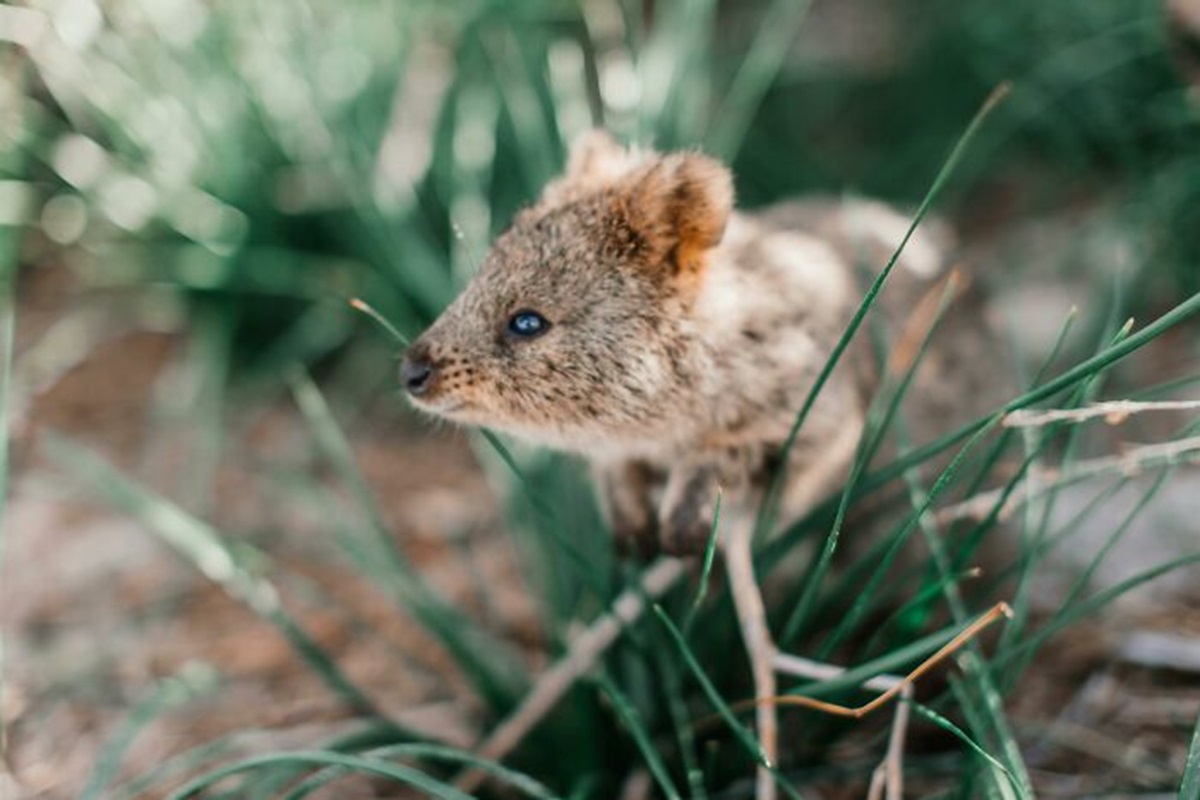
(507, 309), (550, 338)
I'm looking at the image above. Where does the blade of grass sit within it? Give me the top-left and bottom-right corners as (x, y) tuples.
(235, 718), (421, 800)
(787, 415), (1001, 647)
(906, 513), (1035, 795)
(1131, 371), (1200, 401)
(486, 25), (559, 194)
(705, 0), (815, 159)
(946, 676), (1027, 800)
(593, 673), (682, 800)
(1182, 712), (1200, 800)
(80, 665), (220, 800)
(1060, 469), (1173, 611)
(1003, 553), (1200, 669)
(886, 417), (1038, 793)
(909, 702), (1020, 795)
(655, 640), (708, 800)
(980, 479), (1129, 600)
(477, 428), (610, 598)
(1001, 315), (1133, 658)
(44, 434), (393, 722)
(860, 565), (986, 658)
(289, 369), (524, 711)
(766, 289), (1200, 575)
(280, 743), (561, 800)
(803, 270), (968, 654)
(350, 297), (411, 346)
(653, 606), (805, 800)
(950, 306), (1081, 560)
(111, 720), (403, 800)
(111, 720), (414, 800)
(683, 488), (722, 637)
(108, 737), (240, 800)
(635, 0), (720, 146)
(889, 297), (1197, 486)
(167, 751), (474, 800)
(756, 82), (1012, 574)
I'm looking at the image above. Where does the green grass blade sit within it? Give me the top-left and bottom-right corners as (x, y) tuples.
(166, 751), (474, 800)
(654, 606), (805, 800)
(768, 288), (1200, 572)
(107, 738), (240, 800)
(894, 297), (1195, 488)
(785, 415), (1001, 646)
(910, 702), (1021, 795)
(683, 488), (722, 637)
(655, 641), (708, 800)
(1005, 551), (1200, 668)
(80, 666), (220, 800)
(799, 272), (969, 653)
(289, 370), (524, 711)
(1060, 470), (1171, 610)
(44, 434), (390, 721)
(350, 297), (411, 346)
(1182, 712), (1200, 800)
(279, 743), (561, 800)
(594, 673), (682, 800)
(477, 428), (609, 598)
(949, 672), (1031, 799)
(1000, 307), (1191, 414)
(881, 418), (1035, 792)
(706, 0), (816, 158)
(756, 83), (1011, 544)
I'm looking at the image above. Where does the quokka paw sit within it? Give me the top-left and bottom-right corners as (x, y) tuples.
(659, 505), (716, 557)
(613, 520), (661, 561)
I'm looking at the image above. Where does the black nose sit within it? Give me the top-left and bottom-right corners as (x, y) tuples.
(401, 357), (434, 396)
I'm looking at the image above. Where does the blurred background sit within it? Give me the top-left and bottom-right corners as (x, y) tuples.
(2, 0), (1200, 797)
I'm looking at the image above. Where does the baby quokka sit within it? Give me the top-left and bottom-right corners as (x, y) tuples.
(402, 130), (953, 555)
(402, 130), (992, 800)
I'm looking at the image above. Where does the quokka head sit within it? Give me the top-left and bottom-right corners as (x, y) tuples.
(401, 131), (734, 450)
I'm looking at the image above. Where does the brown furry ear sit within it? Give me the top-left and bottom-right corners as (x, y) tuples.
(619, 152), (734, 282)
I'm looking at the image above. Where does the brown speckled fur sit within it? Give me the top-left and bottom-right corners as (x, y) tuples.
(404, 131), (969, 556)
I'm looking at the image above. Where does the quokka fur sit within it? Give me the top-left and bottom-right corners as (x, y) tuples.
(403, 130), (997, 557)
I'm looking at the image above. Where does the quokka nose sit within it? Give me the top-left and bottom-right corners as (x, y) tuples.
(400, 357), (435, 396)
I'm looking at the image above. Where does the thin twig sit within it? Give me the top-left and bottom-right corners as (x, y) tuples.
(737, 602), (1013, 720)
(724, 518), (778, 800)
(884, 684), (911, 800)
(455, 557), (686, 793)
(1003, 399), (1200, 428)
(867, 684), (912, 800)
(936, 435), (1200, 525)
(772, 652), (900, 694)
(349, 298), (410, 346)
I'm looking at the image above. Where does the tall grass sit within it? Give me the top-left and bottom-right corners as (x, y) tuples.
(5, 0), (1200, 797)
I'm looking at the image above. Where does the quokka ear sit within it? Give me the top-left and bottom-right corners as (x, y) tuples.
(565, 130), (634, 183)
(619, 152), (734, 281)
(535, 130), (643, 208)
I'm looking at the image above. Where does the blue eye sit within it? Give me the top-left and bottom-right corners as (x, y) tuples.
(508, 310), (549, 338)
